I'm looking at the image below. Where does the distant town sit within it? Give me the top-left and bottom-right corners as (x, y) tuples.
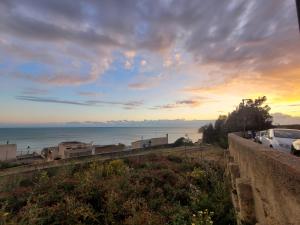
(0, 134), (175, 164)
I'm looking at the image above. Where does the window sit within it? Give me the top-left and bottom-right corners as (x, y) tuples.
(274, 130), (300, 139)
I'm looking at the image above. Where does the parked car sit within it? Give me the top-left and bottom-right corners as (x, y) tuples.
(254, 130), (266, 143)
(291, 140), (300, 156)
(261, 128), (300, 153)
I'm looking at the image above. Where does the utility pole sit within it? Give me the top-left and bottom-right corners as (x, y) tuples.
(296, 0), (300, 32)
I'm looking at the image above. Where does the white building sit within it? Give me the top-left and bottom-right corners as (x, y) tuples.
(131, 134), (168, 149)
(0, 144), (17, 161)
(58, 141), (93, 159)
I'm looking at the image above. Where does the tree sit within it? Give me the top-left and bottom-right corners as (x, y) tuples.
(200, 96), (273, 148)
(202, 124), (215, 144)
(226, 96), (272, 132)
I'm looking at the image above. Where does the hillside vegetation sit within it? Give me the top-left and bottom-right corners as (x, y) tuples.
(0, 151), (235, 225)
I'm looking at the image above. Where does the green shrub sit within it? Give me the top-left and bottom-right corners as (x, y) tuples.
(173, 137), (194, 147)
(0, 154), (236, 225)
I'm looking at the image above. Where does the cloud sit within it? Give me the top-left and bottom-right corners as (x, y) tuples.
(1, 1), (299, 80)
(151, 97), (209, 110)
(14, 61), (111, 86)
(0, 119), (213, 128)
(128, 74), (165, 90)
(64, 119), (213, 128)
(288, 104), (300, 107)
(1, 0), (300, 119)
(272, 113), (300, 125)
(15, 95), (90, 106)
(176, 100), (200, 106)
(21, 88), (48, 95)
(16, 95), (143, 109)
(77, 91), (102, 97)
(86, 100), (143, 109)
(124, 60), (133, 70)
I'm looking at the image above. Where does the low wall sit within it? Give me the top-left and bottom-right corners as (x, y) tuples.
(228, 133), (300, 225)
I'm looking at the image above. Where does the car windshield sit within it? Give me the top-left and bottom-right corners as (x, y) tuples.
(274, 130), (300, 139)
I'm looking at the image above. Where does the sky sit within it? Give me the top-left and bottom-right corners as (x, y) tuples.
(0, 0), (300, 126)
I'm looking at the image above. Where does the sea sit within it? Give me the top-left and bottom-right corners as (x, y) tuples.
(0, 127), (202, 154)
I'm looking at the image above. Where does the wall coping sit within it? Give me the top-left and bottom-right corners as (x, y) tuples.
(228, 133), (300, 174)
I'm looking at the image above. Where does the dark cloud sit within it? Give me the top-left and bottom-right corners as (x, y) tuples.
(86, 100), (143, 109)
(176, 100), (199, 105)
(16, 95), (143, 109)
(1, 13), (120, 47)
(21, 88), (48, 95)
(151, 98), (209, 110)
(185, 0), (299, 74)
(15, 96), (90, 106)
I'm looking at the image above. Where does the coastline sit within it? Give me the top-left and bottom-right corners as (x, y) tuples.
(0, 127), (202, 153)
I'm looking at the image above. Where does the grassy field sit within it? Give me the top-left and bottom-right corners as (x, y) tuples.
(0, 146), (235, 225)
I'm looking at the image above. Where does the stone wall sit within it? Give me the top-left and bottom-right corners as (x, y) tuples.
(228, 133), (300, 225)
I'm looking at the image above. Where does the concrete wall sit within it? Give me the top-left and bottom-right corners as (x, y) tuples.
(94, 145), (125, 154)
(58, 142), (92, 159)
(131, 135), (168, 149)
(228, 133), (300, 225)
(0, 144), (16, 161)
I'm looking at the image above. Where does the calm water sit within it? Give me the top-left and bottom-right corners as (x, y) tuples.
(0, 127), (201, 153)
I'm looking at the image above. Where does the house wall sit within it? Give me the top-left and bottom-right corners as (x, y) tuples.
(0, 144), (16, 161)
(131, 135), (168, 149)
(94, 145), (125, 154)
(65, 149), (92, 158)
(150, 137), (168, 146)
(58, 142), (92, 159)
(131, 140), (148, 149)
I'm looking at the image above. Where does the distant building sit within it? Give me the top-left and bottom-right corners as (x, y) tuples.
(58, 141), (92, 159)
(94, 144), (125, 155)
(0, 144), (17, 161)
(131, 134), (168, 149)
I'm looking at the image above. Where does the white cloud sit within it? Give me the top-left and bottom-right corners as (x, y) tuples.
(140, 59), (147, 66)
(124, 60), (133, 70)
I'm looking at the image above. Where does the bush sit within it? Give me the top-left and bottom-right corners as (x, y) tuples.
(0, 161), (19, 169)
(173, 137), (194, 147)
(0, 154), (236, 225)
